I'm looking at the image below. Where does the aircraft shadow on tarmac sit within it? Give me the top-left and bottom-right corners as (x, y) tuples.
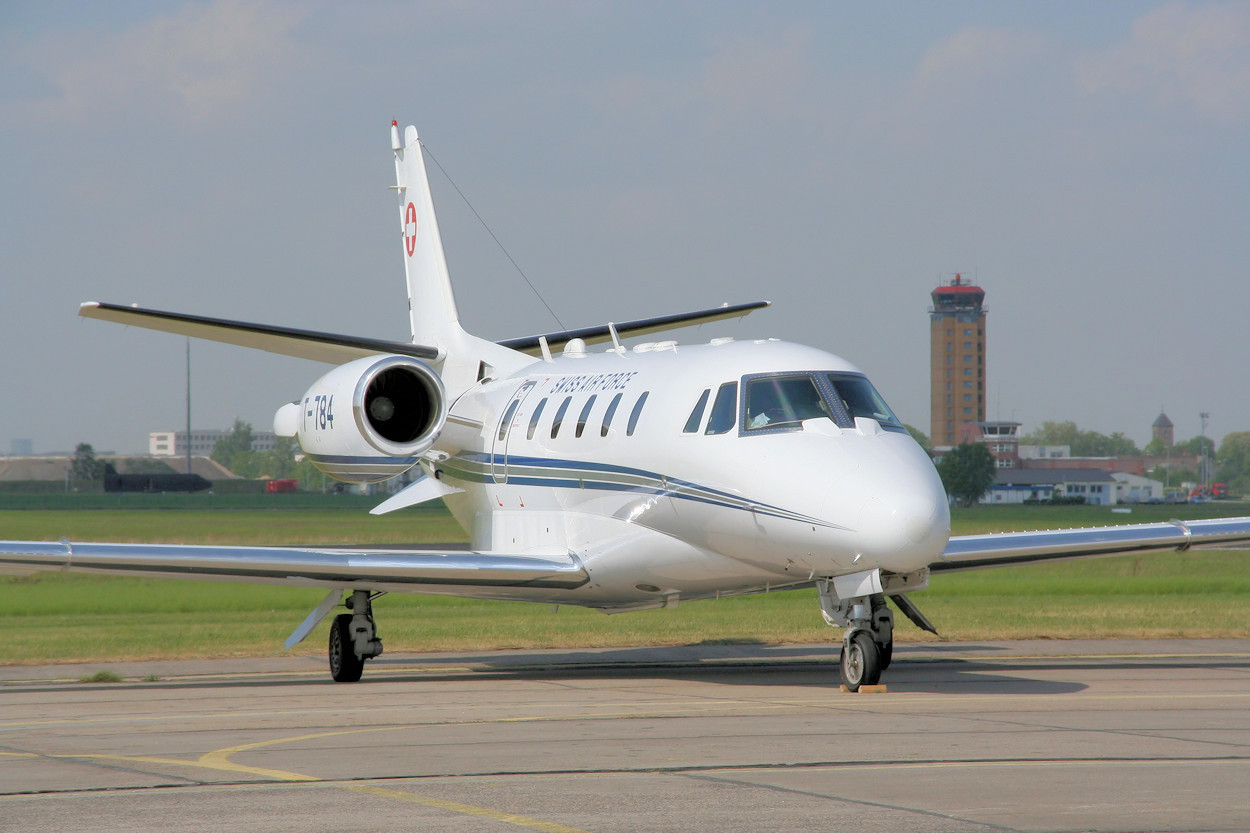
(24, 643), (1241, 696)
(359, 643), (1093, 694)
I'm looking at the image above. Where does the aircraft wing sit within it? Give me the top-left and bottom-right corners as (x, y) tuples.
(499, 300), (771, 355)
(79, 302), (441, 364)
(0, 540), (588, 591)
(82, 300), (770, 363)
(934, 516), (1250, 572)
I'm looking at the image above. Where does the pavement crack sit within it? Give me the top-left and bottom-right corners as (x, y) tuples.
(679, 770), (1025, 833)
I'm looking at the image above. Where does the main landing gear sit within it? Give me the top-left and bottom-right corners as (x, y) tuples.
(328, 589), (384, 682)
(818, 571), (935, 691)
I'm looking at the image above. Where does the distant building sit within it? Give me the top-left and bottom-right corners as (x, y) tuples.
(929, 274), (987, 448)
(9, 439), (33, 457)
(934, 420), (1019, 469)
(1111, 472), (1165, 504)
(149, 430), (276, 457)
(0, 455), (238, 483)
(985, 468), (1119, 505)
(1018, 445), (1071, 460)
(1152, 411), (1174, 448)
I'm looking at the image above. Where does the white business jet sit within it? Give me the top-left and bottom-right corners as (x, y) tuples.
(4, 123), (1249, 690)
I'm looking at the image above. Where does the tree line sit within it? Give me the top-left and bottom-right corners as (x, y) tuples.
(905, 420), (1250, 505)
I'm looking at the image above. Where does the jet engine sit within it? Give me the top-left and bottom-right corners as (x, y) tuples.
(274, 355), (447, 484)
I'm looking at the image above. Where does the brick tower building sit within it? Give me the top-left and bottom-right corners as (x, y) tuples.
(930, 274), (987, 447)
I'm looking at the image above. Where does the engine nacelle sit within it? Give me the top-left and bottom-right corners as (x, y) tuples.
(275, 355), (447, 484)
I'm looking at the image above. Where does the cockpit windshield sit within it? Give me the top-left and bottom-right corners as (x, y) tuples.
(824, 373), (903, 430)
(742, 372), (904, 433)
(744, 375), (828, 429)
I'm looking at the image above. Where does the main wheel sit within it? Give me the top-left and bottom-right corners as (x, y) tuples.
(328, 613), (364, 683)
(839, 631), (882, 691)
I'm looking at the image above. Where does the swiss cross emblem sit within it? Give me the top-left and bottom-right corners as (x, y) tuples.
(404, 202), (418, 257)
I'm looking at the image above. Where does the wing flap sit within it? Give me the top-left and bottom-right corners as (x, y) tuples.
(79, 302), (441, 364)
(0, 541), (588, 590)
(499, 300), (770, 355)
(935, 516), (1250, 571)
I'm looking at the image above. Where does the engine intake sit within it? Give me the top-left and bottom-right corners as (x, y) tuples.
(275, 355), (447, 484)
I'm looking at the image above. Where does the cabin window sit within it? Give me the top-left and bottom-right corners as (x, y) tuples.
(527, 397), (547, 441)
(575, 395), (597, 438)
(744, 376), (827, 430)
(705, 382), (738, 435)
(683, 389), (711, 433)
(551, 396), (572, 439)
(497, 400), (520, 442)
(626, 391), (649, 436)
(601, 392), (623, 438)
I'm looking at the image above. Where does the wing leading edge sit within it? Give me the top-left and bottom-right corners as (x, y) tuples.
(499, 300), (771, 355)
(80, 299), (771, 364)
(935, 516), (1250, 572)
(0, 540), (588, 590)
(79, 302), (442, 365)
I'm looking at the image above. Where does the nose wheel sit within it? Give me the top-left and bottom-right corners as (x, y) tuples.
(839, 630), (883, 690)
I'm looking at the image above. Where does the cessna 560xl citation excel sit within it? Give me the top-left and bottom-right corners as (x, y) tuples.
(4, 122), (1250, 690)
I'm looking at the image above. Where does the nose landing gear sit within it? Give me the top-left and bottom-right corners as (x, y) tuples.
(818, 570), (933, 691)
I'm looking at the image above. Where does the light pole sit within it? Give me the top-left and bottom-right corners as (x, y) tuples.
(185, 339), (193, 476)
(1200, 411), (1210, 495)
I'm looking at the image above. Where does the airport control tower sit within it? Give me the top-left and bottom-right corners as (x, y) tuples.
(930, 274), (986, 447)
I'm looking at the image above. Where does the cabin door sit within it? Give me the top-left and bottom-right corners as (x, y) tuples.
(490, 381), (536, 484)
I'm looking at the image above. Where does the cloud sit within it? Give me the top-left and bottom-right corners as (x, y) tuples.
(1077, 1), (1250, 121)
(855, 26), (1050, 156)
(9, 0), (307, 123)
(594, 23), (819, 133)
(697, 25), (815, 122)
(915, 26), (1043, 88)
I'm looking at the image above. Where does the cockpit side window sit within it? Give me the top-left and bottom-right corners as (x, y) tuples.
(744, 375), (828, 431)
(825, 374), (904, 430)
(683, 389), (711, 434)
(704, 382), (738, 435)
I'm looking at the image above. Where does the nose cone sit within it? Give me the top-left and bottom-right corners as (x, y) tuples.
(837, 439), (950, 571)
(859, 483), (950, 570)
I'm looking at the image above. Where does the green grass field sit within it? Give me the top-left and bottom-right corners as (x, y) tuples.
(2, 498), (1248, 664)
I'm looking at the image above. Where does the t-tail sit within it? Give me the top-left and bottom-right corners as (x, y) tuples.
(391, 122), (526, 397)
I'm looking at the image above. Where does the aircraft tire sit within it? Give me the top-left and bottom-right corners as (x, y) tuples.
(839, 630), (882, 691)
(328, 613), (364, 683)
(878, 638), (893, 671)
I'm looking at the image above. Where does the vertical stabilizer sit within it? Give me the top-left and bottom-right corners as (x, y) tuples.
(390, 123), (528, 397)
(393, 123), (462, 345)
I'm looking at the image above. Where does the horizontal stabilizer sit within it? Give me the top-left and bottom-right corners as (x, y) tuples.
(499, 300), (770, 355)
(79, 302), (440, 364)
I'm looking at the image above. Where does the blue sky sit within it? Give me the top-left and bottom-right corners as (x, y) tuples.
(2, 1), (1248, 455)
